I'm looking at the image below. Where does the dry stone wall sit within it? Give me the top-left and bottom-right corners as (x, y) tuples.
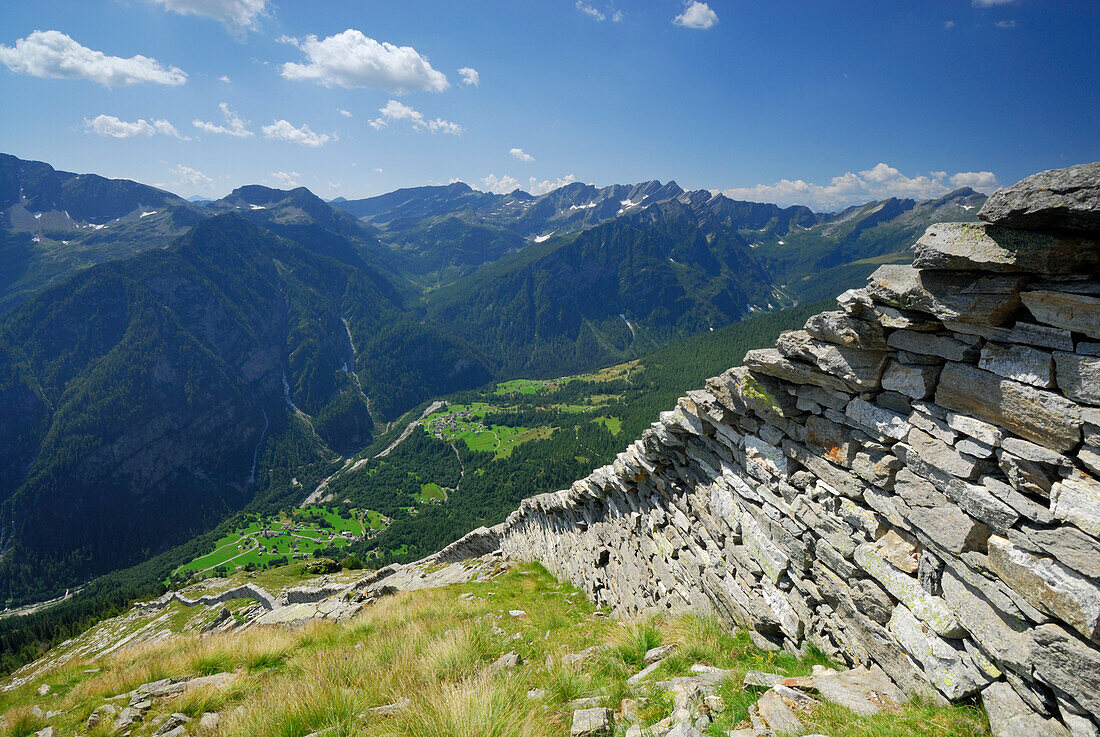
(489, 163), (1100, 736)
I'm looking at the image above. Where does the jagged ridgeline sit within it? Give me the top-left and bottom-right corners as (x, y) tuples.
(0, 152), (986, 606)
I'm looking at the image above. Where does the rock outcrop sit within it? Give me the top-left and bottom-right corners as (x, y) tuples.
(471, 164), (1100, 736)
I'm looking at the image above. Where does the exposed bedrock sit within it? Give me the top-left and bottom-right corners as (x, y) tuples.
(449, 163), (1100, 735)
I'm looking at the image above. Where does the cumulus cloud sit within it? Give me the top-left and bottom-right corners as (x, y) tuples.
(142, 0), (267, 33)
(369, 100), (463, 135)
(481, 174), (520, 193)
(0, 30), (186, 87)
(973, 0), (1015, 6)
(192, 102), (252, 137)
(173, 164), (213, 188)
(479, 173), (577, 196)
(719, 163), (999, 210)
(338, 108), (352, 117)
(576, 1), (605, 21)
(674, 2), (719, 29)
(612, 10), (625, 22)
(528, 174), (578, 195)
(510, 148), (535, 163)
(218, 75), (232, 83)
(269, 171), (300, 188)
(281, 29), (448, 94)
(950, 171), (1000, 190)
(85, 114), (187, 139)
(457, 66), (479, 87)
(944, 20), (956, 29)
(262, 119), (334, 147)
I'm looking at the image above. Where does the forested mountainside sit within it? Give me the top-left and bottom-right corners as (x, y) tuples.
(0, 300), (823, 674)
(0, 153), (985, 606)
(0, 214), (487, 603)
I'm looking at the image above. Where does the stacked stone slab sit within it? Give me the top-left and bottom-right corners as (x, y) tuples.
(484, 163), (1100, 737)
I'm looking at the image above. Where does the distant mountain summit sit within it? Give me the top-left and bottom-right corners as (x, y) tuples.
(0, 152), (987, 604)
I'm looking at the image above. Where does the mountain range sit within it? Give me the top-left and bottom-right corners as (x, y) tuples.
(0, 152), (986, 604)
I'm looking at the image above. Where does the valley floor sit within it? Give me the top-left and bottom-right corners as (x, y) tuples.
(0, 557), (990, 737)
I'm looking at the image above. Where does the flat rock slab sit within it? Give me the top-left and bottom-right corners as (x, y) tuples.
(756, 687), (808, 735)
(982, 681), (1071, 737)
(813, 665), (906, 716)
(570, 707), (612, 736)
(936, 362), (1082, 452)
(914, 221), (1100, 273)
(866, 264), (1024, 327)
(979, 161), (1100, 232)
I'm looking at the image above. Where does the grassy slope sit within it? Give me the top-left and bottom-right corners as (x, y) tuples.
(0, 564), (989, 737)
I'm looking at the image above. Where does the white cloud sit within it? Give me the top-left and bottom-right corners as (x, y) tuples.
(673, 2), (719, 29)
(719, 163), (1000, 210)
(510, 148), (535, 163)
(281, 29), (448, 94)
(995, 19), (1017, 28)
(261, 119), (334, 147)
(612, 10), (625, 22)
(527, 175), (578, 196)
(374, 167), (384, 174)
(577, 1), (605, 21)
(950, 171), (1000, 190)
(173, 164), (213, 188)
(457, 66), (480, 87)
(479, 173), (577, 196)
(269, 171), (300, 188)
(218, 75), (232, 83)
(944, 20), (956, 29)
(369, 100), (463, 135)
(0, 30), (186, 87)
(85, 114), (188, 139)
(973, 0), (1015, 6)
(481, 174), (521, 194)
(143, 0), (268, 33)
(192, 102), (252, 137)
(338, 108), (353, 117)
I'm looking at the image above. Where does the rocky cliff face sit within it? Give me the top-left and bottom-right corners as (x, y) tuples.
(473, 163), (1100, 736)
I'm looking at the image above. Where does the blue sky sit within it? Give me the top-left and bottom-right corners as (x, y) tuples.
(0, 0), (1097, 209)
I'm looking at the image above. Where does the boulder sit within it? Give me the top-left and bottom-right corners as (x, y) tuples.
(988, 536), (1100, 640)
(491, 651), (521, 672)
(882, 361), (940, 399)
(978, 162), (1100, 232)
(983, 681), (1072, 737)
(854, 543), (964, 638)
(914, 221), (1100, 273)
(946, 412), (1004, 447)
(887, 605), (991, 700)
(803, 311), (888, 350)
(940, 566), (1035, 671)
(570, 707), (612, 736)
(1054, 352), (1100, 406)
(644, 643), (676, 665)
(866, 264), (1024, 327)
(845, 398), (910, 441)
(813, 665), (907, 716)
(892, 469), (992, 554)
(1050, 471), (1100, 538)
(888, 329), (979, 362)
(755, 686), (808, 735)
(936, 362), (1082, 452)
(776, 330), (888, 391)
(1032, 623), (1100, 717)
(744, 348), (853, 394)
(980, 343), (1054, 388)
(1021, 291), (1100, 340)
